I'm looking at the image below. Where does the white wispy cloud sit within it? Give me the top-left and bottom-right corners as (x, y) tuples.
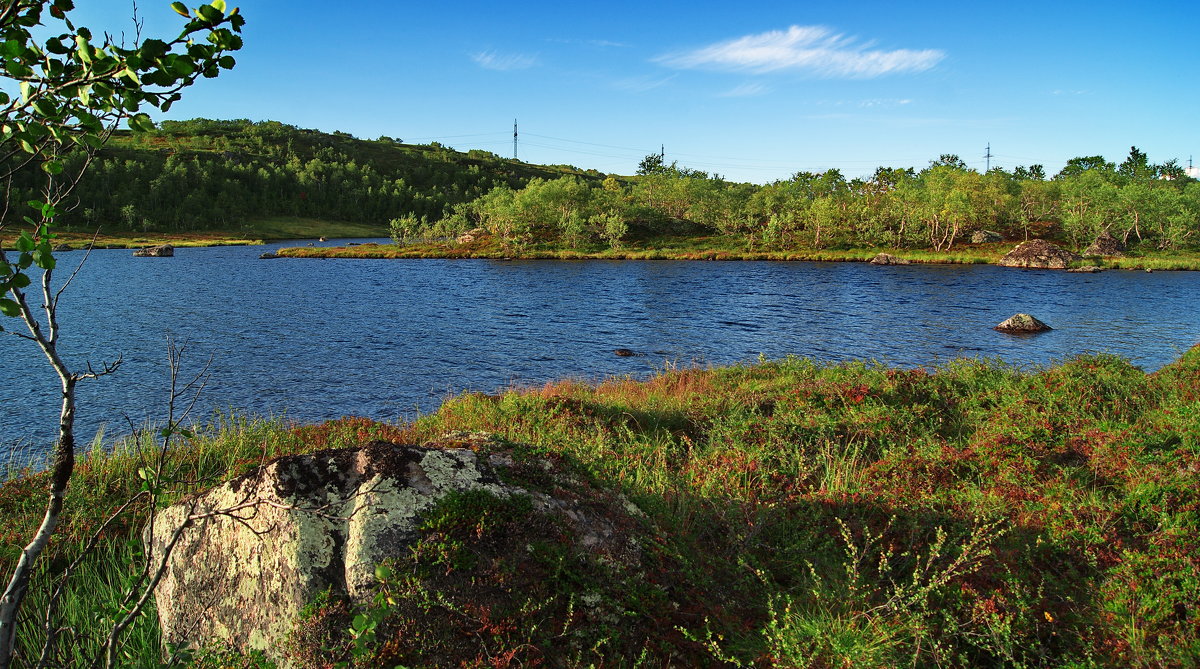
(719, 82), (770, 97)
(471, 50), (537, 71)
(612, 73), (676, 92)
(859, 98), (913, 108)
(655, 25), (944, 78)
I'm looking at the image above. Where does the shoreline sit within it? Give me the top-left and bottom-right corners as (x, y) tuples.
(272, 240), (1200, 271)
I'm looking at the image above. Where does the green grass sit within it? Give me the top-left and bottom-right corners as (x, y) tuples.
(3, 348), (1200, 666)
(4, 217), (389, 250)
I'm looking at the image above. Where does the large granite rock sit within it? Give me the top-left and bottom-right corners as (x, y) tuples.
(133, 244), (174, 257)
(997, 239), (1080, 269)
(144, 437), (644, 664)
(995, 313), (1052, 333)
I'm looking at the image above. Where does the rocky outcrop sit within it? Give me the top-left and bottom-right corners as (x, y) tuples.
(997, 239), (1080, 269)
(133, 244), (174, 257)
(1067, 265), (1103, 273)
(869, 253), (910, 265)
(53, 243), (73, 252)
(1084, 231), (1126, 257)
(995, 313), (1052, 333)
(258, 252), (280, 259)
(971, 230), (1003, 244)
(145, 437), (645, 664)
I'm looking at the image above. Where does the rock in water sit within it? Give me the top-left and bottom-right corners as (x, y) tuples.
(144, 438), (646, 663)
(133, 244), (174, 257)
(998, 239), (1080, 269)
(869, 253), (910, 265)
(995, 313), (1052, 333)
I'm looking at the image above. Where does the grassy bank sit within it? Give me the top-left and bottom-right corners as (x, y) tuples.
(278, 235), (1006, 264)
(3, 217), (389, 250)
(3, 348), (1199, 666)
(276, 235), (1200, 270)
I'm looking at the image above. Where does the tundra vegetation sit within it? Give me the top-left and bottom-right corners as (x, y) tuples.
(2, 347), (1199, 666)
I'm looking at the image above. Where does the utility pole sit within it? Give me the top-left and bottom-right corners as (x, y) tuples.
(984, 143), (993, 172)
(660, 144), (665, 161)
(513, 119), (518, 160)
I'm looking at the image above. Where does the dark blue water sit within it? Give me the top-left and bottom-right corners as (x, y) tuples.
(3, 240), (1199, 460)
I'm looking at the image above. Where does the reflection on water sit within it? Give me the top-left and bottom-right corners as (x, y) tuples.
(3, 240), (1198, 458)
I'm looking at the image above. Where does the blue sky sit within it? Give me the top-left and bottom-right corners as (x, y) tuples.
(83, 0), (1199, 182)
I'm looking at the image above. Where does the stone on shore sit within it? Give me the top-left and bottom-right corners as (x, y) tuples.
(870, 253), (910, 265)
(971, 230), (1003, 244)
(995, 313), (1052, 333)
(998, 239), (1080, 269)
(1084, 231), (1126, 257)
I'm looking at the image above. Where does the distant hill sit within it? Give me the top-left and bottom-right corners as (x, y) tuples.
(28, 118), (606, 233)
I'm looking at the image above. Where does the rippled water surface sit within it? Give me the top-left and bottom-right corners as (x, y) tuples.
(4, 240), (1199, 458)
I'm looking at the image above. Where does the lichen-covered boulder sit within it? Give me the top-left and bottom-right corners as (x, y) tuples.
(144, 437), (644, 664)
(998, 239), (1080, 269)
(133, 244), (174, 257)
(995, 313), (1052, 333)
(971, 230), (1003, 244)
(870, 252), (910, 265)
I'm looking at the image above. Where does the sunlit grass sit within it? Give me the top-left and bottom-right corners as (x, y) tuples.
(4, 346), (1200, 665)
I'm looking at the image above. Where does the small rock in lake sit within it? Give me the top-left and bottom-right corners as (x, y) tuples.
(613, 348), (638, 357)
(995, 313), (1052, 333)
(53, 243), (73, 252)
(318, 236), (327, 242)
(259, 252), (280, 259)
(133, 244), (174, 257)
(1066, 266), (1103, 273)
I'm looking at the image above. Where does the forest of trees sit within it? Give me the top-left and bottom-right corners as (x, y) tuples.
(6, 119), (596, 233)
(424, 147), (1200, 253)
(10, 119), (1197, 254)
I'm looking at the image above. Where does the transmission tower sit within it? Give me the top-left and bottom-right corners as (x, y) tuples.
(513, 119), (518, 160)
(984, 143), (993, 172)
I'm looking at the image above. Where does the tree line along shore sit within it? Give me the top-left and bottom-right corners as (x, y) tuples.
(5, 119), (1198, 268)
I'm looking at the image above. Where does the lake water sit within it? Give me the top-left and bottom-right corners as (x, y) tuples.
(3, 239), (1199, 461)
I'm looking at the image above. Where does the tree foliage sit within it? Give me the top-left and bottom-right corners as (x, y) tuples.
(0, 2), (244, 666)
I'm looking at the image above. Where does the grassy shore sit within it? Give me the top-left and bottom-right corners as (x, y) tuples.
(2, 217), (389, 250)
(277, 234), (1200, 270)
(3, 347), (1199, 666)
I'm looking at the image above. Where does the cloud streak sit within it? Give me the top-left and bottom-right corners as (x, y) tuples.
(471, 50), (537, 71)
(655, 25), (944, 78)
(719, 82), (770, 97)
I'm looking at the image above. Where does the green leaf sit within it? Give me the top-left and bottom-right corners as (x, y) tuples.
(40, 160), (63, 176)
(197, 4), (221, 21)
(0, 298), (20, 317)
(127, 113), (154, 133)
(171, 2), (190, 17)
(75, 34), (91, 64)
(10, 272), (31, 289)
(33, 248), (56, 270)
(15, 232), (35, 252)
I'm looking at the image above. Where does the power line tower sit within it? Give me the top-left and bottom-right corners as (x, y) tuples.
(513, 119), (518, 160)
(660, 144), (665, 161)
(984, 143), (993, 172)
